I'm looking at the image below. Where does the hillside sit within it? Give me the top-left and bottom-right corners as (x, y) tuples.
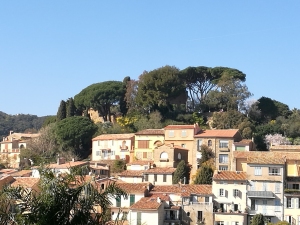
(0, 111), (48, 138)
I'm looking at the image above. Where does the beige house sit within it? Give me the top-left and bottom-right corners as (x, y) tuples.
(0, 132), (40, 168)
(126, 160), (154, 171)
(134, 129), (165, 161)
(193, 129), (244, 176)
(212, 171), (248, 225)
(153, 143), (189, 168)
(285, 176), (300, 224)
(92, 133), (135, 162)
(164, 124), (201, 166)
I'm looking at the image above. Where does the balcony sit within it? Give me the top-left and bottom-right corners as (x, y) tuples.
(248, 206), (280, 216)
(247, 191), (275, 198)
(219, 148), (230, 152)
(284, 189), (300, 196)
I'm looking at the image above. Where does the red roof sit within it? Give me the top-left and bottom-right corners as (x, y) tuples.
(195, 129), (239, 138)
(164, 125), (195, 130)
(135, 129), (165, 135)
(213, 171), (247, 181)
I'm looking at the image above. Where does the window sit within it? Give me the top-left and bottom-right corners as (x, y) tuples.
(208, 140), (212, 147)
(219, 140), (229, 148)
(130, 194), (135, 206)
(293, 184), (300, 189)
(286, 216), (292, 223)
(219, 154), (228, 164)
(287, 197), (293, 208)
(137, 140), (149, 149)
(96, 151), (101, 156)
(116, 197), (121, 207)
(181, 130), (187, 137)
(216, 222), (225, 225)
(234, 204), (239, 211)
(197, 139), (202, 151)
(143, 152), (147, 158)
(251, 199), (257, 210)
(98, 141), (101, 146)
(163, 174), (167, 182)
(254, 167), (262, 176)
(219, 165), (228, 171)
(233, 189), (239, 197)
(205, 197), (209, 203)
(269, 167), (280, 175)
(144, 174), (148, 182)
(154, 174), (157, 182)
(275, 199), (281, 211)
(262, 182), (267, 191)
(160, 152), (168, 161)
(219, 188), (225, 197)
(197, 211), (203, 221)
(169, 130), (174, 137)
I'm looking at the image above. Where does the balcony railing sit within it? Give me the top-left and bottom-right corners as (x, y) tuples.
(247, 191), (275, 198)
(284, 189), (300, 195)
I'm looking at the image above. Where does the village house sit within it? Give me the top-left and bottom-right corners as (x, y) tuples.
(134, 129), (165, 160)
(92, 133), (135, 162)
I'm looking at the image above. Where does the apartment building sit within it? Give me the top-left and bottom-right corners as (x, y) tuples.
(212, 171), (248, 225)
(92, 133), (135, 162)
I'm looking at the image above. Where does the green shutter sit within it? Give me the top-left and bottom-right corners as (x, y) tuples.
(137, 212), (141, 225)
(116, 197), (121, 207)
(130, 194), (135, 206)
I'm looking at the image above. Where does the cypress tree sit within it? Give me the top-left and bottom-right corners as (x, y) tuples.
(120, 76), (130, 116)
(173, 160), (187, 184)
(194, 164), (214, 184)
(66, 97), (76, 117)
(57, 100), (66, 121)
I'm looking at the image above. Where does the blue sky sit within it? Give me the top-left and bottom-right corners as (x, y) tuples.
(1, 1), (299, 117)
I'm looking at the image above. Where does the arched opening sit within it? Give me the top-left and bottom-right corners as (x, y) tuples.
(208, 140), (212, 147)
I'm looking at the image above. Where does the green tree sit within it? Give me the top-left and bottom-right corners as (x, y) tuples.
(55, 116), (98, 158)
(173, 160), (189, 184)
(136, 66), (186, 115)
(251, 213), (265, 225)
(42, 115), (56, 127)
(0, 167), (128, 225)
(119, 76), (130, 116)
(74, 81), (124, 122)
(193, 164), (214, 184)
(111, 159), (126, 173)
(198, 145), (214, 166)
(57, 100), (67, 121)
(66, 97), (76, 117)
(180, 66), (246, 111)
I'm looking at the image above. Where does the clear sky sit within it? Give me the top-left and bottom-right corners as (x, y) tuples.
(1, 1), (299, 117)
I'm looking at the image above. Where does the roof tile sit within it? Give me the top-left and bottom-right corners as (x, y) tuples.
(135, 129), (164, 135)
(195, 129), (239, 138)
(213, 171), (247, 180)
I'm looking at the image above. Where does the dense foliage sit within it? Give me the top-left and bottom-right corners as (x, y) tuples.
(173, 160), (190, 184)
(0, 168), (128, 225)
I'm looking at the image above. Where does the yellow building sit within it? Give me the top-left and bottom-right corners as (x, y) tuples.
(134, 129), (165, 160)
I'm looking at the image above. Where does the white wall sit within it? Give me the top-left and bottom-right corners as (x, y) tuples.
(146, 174), (173, 185)
(129, 207), (165, 225)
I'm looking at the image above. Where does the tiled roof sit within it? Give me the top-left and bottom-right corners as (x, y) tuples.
(213, 171), (247, 181)
(247, 157), (285, 165)
(195, 129), (239, 138)
(234, 151), (300, 161)
(234, 139), (252, 144)
(0, 169), (17, 174)
(118, 170), (144, 177)
(130, 194), (163, 210)
(144, 167), (176, 174)
(164, 125), (195, 130)
(151, 184), (212, 196)
(115, 182), (149, 193)
(11, 177), (39, 188)
(9, 170), (32, 177)
(135, 129), (165, 135)
(127, 160), (154, 166)
(92, 133), (135, 141)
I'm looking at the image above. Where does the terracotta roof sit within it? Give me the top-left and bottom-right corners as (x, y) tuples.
(213, 171), (247, 181)
(11, 177), (39, 188)
(127, 160), (154, 166)
(115, 182), (149, 193)
(144, 167), (176, 174)
(90, 165), (109, 170)
(118, 170), (144, 177)
(32, 161), (88, 169)
(0, 169), (17, 174)
(130, 194), (162, 210)
(234, 151), (300, 161)
(92, 133), (135, 141)
(9, 170), (32, 177)
(164, 125), (195, 130)
(234, 139), (252, 144)
(195, 129), (239, 138)
(247, 157), (285, 165)
(151, 184), (212, 196)
(135, 129), (165, 135)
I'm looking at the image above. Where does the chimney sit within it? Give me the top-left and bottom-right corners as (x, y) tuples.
(72, 158), (75, 162)
(183, 177), (186, 185)
(10, 131), (13, 135)
(148, 162), (151, 169)
(57, 157), (60, 165)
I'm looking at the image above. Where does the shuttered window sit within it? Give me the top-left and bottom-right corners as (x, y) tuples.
(138, 140), (149, 149)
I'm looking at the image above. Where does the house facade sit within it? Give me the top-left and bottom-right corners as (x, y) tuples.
(92, 133), (135, 162)
(134, 129), (165, 161)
